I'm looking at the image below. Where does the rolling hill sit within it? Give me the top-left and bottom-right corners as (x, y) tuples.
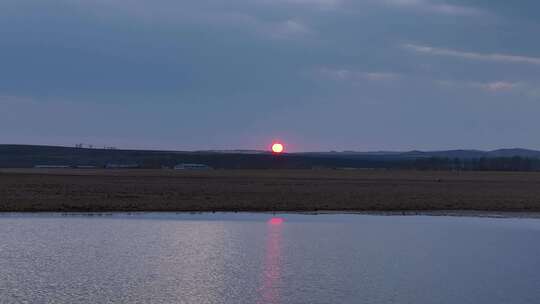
(1, 144), (540, 170)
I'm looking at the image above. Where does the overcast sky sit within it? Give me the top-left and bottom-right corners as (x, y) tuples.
(1, 0), (540, 151)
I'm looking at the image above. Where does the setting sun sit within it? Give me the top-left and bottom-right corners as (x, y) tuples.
(271, 143), (284, 154)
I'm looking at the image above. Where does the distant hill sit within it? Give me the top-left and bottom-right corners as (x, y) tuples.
(487, 148), (540, 158)
(1, 144), (540, 170)
(299, 148), (540, 160)
(0, 144), (393, 169)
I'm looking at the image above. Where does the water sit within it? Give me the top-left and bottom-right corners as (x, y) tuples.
(1, 213), (539, 304)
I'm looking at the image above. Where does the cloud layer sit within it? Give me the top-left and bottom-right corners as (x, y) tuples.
(404, 44), (540, 66)
(2, 0), (540, 151)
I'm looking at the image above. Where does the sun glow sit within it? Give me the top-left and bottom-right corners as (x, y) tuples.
(271, 143), (284, 154)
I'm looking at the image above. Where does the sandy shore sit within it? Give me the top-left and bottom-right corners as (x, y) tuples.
(1, 168), (540, 212)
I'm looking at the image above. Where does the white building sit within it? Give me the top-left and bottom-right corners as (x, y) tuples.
(34, 165), (71, 169)
(105, 163), (140, 169)
(174, 163), (212, 170)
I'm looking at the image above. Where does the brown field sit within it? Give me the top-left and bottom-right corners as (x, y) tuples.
(1, 168), (540, 212)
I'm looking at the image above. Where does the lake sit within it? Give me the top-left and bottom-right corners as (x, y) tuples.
(1, 213), (539, 303)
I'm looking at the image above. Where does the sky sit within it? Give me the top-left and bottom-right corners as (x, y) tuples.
(1, 0), (540, 152)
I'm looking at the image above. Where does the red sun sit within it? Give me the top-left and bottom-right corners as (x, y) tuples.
(271, 143), (284, 154)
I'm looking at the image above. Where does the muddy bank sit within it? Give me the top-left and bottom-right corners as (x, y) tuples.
(1, 169), (540, 212)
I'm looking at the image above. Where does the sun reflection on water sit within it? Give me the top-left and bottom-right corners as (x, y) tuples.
(258, 218), (284, 304)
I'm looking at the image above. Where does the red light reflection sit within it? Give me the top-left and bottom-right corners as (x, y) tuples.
(258, 217), (284, 304)
(268, 217), (284, 225)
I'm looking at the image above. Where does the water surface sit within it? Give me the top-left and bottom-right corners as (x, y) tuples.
(1, 213), (539, 303)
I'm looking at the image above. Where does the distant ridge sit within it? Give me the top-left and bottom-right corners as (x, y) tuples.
(196, 149), (268, 154)
(299, 148), (540, 159)
(488, 148), (540, 158)
(2, 144), (540, 158)
(1, 144), (540, 169)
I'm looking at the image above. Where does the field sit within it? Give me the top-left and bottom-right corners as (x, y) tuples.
(1, 168), (540, 213)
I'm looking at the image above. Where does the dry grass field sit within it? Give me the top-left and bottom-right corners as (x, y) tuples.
(1, 168), (540, 212)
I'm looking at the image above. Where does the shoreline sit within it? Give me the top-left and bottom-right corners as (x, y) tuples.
(1, 210), (540, 219)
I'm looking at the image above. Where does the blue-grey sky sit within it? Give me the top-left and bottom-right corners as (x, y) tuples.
(1, 0), (540, 151)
